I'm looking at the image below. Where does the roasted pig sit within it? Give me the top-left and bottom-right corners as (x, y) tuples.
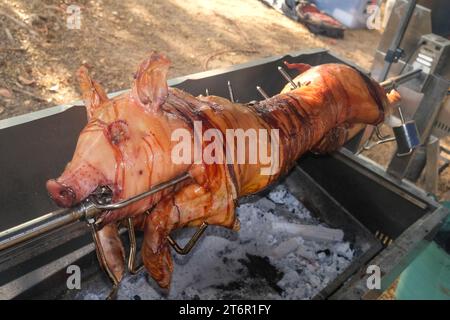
(46, 52), (399, 288)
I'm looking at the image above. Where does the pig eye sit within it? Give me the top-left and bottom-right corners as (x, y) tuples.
(107, 120), (129, 145)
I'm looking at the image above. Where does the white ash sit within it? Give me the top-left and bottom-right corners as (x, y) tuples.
(73, 185), (355, 300)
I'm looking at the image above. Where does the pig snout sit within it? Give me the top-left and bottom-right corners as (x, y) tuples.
(46, 179), (77, 208)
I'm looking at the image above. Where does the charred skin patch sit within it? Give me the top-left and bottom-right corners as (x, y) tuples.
(107, 120), (130, 145)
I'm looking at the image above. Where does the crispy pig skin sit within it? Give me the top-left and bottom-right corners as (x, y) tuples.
(47, 52), (393, 288)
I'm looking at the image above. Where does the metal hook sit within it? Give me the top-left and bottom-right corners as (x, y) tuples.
(357, 125), (395, 154)
(167, 222), (208, 255)
(361, 136), (396, 151)
(375, 126), (393, 141)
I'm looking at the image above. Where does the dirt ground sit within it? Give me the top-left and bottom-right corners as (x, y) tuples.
(0, 0), (382, 119)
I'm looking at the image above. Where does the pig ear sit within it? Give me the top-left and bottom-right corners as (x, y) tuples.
(77, 66), (109, 119)
(131, 52), (170, 113)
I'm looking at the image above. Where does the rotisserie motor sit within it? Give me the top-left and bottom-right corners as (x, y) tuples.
(46, 52), (400, 289)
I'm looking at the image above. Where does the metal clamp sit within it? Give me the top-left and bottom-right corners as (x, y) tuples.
(89, 173), (191, 211)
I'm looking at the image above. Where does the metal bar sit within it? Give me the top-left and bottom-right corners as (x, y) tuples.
(424, 136), (440, 194)
(0, 204), (93, 252)
(91, 172), (191, 210)
(362, 136), (396, 151)
(335, 150), (429, 210)
(126, 218), (144, 274)
(379, 68), (422, 90)
(378, 0), (417, 81)
(0, 242), (95, 300)
(227, 81), (235, 103)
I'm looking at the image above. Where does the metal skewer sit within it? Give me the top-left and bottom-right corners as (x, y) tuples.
(278, 66), (297, 89)
(0, 172), (191, 252)
(227, 81), (235, 102)
(256, 86), (269, 99)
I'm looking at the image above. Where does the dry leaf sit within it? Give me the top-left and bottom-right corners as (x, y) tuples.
(0, 88), (13, 99)
(49, 84), (59, 92)
(18, 75), (35, 85)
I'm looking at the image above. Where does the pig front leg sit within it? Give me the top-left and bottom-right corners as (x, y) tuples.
(141, 183), (233, 289)
(93, 223), (126, 284)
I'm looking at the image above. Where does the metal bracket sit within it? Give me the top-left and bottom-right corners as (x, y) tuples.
(89, 173), (191, 211)
(126, 218), (144, 274)
(385, 48), (404, 64)
(167, 222), (208, 255)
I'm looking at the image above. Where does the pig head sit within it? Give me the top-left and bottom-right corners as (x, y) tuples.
(46, 52), (191, 225)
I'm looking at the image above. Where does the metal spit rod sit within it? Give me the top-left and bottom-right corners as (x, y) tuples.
(379, 68), (422, 90)
(0, 173), (191, 252)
